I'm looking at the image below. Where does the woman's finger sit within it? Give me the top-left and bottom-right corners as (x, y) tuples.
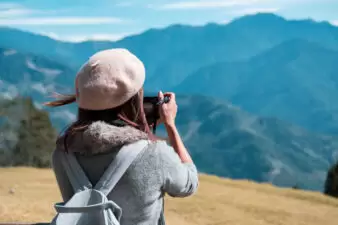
(163, 92), (175, 101)
(158, 91), (164, 99)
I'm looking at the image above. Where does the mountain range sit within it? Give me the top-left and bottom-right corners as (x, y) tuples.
(173, 95), (338, 191)
(1, 13), (338, 90)
(175, 39), (338, 133)
(1, 13), (338, 191)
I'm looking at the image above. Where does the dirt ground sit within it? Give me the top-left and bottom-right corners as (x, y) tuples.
(1, 167), (338, 225)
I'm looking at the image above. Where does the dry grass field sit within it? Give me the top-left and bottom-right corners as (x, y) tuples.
(1, 167), (338, 225)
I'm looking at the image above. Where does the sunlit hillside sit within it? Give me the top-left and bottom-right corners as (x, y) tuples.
(0, 167), (337, 225)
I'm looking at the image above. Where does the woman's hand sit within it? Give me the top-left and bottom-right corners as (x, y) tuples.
(158, 91), (177, 127)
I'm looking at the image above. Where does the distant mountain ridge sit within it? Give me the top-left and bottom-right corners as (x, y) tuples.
(0, 47), (75, 100)
(167, 95), (338, 191)
(175, 39), (338, 133)
(1, 13), (338, 91)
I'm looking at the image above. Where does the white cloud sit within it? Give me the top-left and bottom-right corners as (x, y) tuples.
(330, 20), (338, 26)
(31, 83), (49, 95)
(219, 19), (230, 24)
(40, 32), (60, 40)
(0, 2), (36, 17)
(0, 83), (18, 100)
(115, 2), (133, 7)
(152, 0), (269, 10)
(3, 49), (17, 56)
(232, 7), (279, 15)
(0, 17), (127, 26)
(26, 59), (62, 77)
(70, 33), (128, 42)
(0, 2), (20, 9)
(0, 3), (72, 20)
(43, 32), (130, 42)
(0, 8), (34, 17)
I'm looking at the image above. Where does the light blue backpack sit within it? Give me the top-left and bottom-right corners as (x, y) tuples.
(50, 140), (149, 225)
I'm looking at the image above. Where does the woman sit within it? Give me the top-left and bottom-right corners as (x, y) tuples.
(46, 48), (199, 225)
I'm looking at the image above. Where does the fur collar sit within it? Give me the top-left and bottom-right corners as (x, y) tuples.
(56, 121), (149, 155)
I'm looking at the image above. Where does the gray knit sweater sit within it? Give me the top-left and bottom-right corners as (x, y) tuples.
(51, 121), (199, 225)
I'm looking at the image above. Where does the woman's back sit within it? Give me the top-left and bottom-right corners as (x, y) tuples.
(47, 48), (199, 225)
(52, 121), (198, 225)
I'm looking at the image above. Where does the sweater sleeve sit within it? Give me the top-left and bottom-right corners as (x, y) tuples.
(156, 141), (199, 197)
(51, 149), (75, 202)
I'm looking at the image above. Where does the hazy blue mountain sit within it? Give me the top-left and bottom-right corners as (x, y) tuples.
(1, 13), (338, 91)
(171, 95), (338, 191)
(0, 27), (78, 67)
(0, 48), (76, 129)
(0, 47), (76, 100)
(175, 39), (338, 134)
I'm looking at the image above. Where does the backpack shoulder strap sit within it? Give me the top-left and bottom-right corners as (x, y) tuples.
(94, 140), (149, 196)
(60, 151), (93, 192)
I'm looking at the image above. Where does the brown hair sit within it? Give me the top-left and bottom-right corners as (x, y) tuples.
(45, 89), (156, 152)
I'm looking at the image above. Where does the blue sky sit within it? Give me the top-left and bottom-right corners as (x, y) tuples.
(0, 0), (337, 42)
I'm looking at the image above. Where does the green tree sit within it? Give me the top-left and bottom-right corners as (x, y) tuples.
(0, 96), (57, 167)
(324, 161), (338, 198)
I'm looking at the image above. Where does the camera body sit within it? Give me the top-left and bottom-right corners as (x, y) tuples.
(143, 96), (170, 133)
(143, 97), (160, 120)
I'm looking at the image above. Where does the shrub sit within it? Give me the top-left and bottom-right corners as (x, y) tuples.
(324, 161), (338, 198)
(0, 97), (56, 167)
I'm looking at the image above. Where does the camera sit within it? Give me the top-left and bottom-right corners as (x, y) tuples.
(143, 96), (170, 133)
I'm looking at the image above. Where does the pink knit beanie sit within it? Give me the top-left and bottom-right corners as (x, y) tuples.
(75, 48), (145, 110)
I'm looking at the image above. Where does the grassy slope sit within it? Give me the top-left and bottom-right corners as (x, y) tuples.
(0, 167), (338, 225)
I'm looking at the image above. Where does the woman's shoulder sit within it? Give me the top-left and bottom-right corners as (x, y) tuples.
(128, 139), (172, 168)
(145, 139), (174, 155)
(142, 139), (186, 168)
